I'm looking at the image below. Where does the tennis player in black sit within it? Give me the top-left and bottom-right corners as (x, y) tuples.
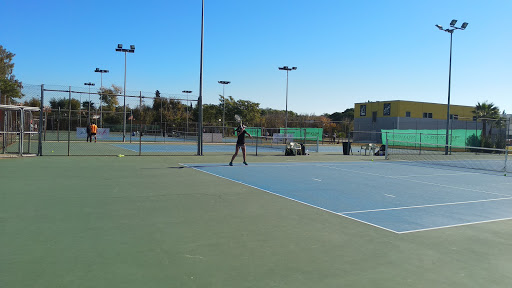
(229, 125), (252, 166)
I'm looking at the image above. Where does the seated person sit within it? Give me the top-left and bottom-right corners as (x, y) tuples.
(374, 145), (386, 156)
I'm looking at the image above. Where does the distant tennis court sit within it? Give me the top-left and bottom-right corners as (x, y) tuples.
(184, 161), (512, 233)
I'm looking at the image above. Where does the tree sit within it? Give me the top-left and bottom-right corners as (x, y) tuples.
(473, 101), (500, 139)
(49, 98), (80, 111)
(23, 97), (41, 108)
(0, 45), (23, 104)
(99, 85), (122, 111)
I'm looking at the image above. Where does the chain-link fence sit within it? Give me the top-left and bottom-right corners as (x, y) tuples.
(8, 84), (199, 156)
(0, 104), (40, 156)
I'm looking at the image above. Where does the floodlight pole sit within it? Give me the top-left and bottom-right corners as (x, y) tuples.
(182, 90), (192, 135)
(435, 20), (468, 155)
(115, 44), (135, 142)
(198, 0), (204, 156)
(84, 82), (95, 124)
(278, 66), (297, 129)
(218, 81), (230, 137)
(94, 68), (109, 127)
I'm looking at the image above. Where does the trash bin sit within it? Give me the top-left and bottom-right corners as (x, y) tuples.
(342, 141), (351, 155)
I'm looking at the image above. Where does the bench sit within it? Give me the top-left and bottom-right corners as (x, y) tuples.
(285, 142), (303, 156)
(360, 143), (377, 156)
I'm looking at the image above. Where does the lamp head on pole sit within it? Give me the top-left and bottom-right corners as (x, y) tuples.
(450, 19), (458, 27)
(461, 22), (468, 30)
(279, 66), (297, 71)
(218, 81), (230, 85)
(435, 24), (444, 30)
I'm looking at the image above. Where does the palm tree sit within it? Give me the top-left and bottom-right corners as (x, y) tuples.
(472, 101), (500, 139)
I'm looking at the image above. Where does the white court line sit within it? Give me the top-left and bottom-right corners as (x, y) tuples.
(312, 178), (322, 182)
(180, 162), (512, 234)
(392, 172), (478, 177)
(113, 144), (138, 152)
(384, 194), (395, 197)
(315, 164), (512, 198)
(398, 216), (512, 234)
(342, 196), (512, 214)
(179, 163), (400, 234)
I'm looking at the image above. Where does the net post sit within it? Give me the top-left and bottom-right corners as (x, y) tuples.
(505, 148), (508, 174)
(385, 132), (389, 160)
(317, 134), (319, 153)
(419, 133), (422, 155)
(255, 128), (259, 156)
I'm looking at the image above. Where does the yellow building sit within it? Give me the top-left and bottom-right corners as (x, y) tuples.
(355, 100), (476, 122)
(353, 100), (481, 141)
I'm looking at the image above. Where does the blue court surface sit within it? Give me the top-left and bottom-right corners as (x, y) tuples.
(182, 161), (512, 233)
(113, 143), (344, 153)
(113, 143), (281, 153)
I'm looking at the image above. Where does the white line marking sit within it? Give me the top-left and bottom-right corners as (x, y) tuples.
(312, 178), (322, 182)
(181, 163), (400, 234)
(342, 196), (512, 214)
(384, 194), (395, 197)
(315, 164), (512, 198)
(181, 162), (512, 234)
(397, 216), (512, 234)
(393, 172), (478, 177)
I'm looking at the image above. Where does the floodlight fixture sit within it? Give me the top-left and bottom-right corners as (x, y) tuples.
(278, 65), (298, 128)
(115, 44), (136, 142)
(94, 68), (109, 127)
(435, 19), (469, 155)
(182, 90), (193, 134)
(218, 81), (231, 136)
(84, 82), (95, 123)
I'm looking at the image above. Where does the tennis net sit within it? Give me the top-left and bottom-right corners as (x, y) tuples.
(246, 135), (320, 154)
(385, 140), (511, 173)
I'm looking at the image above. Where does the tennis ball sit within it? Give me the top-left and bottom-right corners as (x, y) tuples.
(51, 150), (54, 153)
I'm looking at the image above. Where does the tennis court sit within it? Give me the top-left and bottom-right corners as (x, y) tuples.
(185, 161), (512, 233)
(2, 155), (512, 287)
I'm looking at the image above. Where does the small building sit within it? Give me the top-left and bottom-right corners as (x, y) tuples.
(353, 100), (482, 143)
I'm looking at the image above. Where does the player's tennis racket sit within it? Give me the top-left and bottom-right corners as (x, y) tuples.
(235, 114), (242, 127)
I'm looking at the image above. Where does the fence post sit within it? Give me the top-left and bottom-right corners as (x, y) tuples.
(39, 84), (44, 155)
(139, 91), (142, 156)
(19, 108), (24, 156)
(58, 107), (60, 142)
(68, 86), (71, 156)
(385, 132), (389, 160)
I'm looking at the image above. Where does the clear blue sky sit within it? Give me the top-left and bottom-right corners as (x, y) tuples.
(3, 0), (511, 115)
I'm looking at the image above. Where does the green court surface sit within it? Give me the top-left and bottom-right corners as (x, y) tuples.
(1, 154), (512, 287)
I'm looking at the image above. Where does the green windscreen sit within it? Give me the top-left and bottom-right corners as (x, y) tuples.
(279, 128), (323, 141)
(235, 127), (261, 137)
(381, 129), (482, 147)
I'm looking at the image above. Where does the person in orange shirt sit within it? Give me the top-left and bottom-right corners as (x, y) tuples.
(90, 123), (98, 143)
